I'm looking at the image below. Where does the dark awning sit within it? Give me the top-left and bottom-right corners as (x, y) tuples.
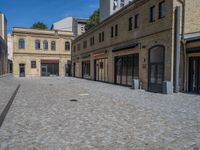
(41, 59), (59, 63)
(186, 47), (200, 53)
(112, 43), (138, 52)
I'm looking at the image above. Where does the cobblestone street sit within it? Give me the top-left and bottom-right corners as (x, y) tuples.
(0, 77), (200, 150)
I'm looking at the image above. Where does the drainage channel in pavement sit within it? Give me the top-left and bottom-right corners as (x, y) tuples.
(0, 84), (21, 127)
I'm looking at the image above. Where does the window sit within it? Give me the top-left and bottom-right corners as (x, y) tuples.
(111, 26), (114, 38)
(134, 14), (139, 28)
(51, 41), (56, 50)
(113, 0), (118, 10)
(65, 41), (70, 51)
(115, 24), (118, 36)
(159, 1), (165, 18)
(77, 43), (81, 51)
(73, 46), (76, 52)
(128, 17), (133, 31)
(43, 40), (48, 50)
(102, 32), (105, 42)
(31, 61), (36, 69)
(99, 33), (102, 43)
(90, 36), (95, 46)
(150, 6), (156, 22)
(83, 40), (87, 49)
(120, 0), (125, 7)
(19, 39), (25, 49)
(35, 40), (41, 50)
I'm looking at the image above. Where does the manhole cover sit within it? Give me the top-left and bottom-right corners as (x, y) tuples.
(70, 99), (78, 102)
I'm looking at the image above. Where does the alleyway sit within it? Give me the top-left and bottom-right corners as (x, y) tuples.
(0, 77), (200, 149)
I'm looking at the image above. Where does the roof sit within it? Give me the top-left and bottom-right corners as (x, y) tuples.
(12, 27), (74, 37)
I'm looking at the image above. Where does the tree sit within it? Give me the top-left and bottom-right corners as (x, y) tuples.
(32, 22), (48, 29)
(85, 9), (100, 31)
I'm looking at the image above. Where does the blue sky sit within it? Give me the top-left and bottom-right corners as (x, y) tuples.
(0, 0), (99, 33)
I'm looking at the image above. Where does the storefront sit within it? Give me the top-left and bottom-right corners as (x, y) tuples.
(94, 51), (108, 82)
(115, 54), (139, 86)
(185, 35), (200, 94)
(41, 60), (59, 77)
(82, 60), (90, 79)
(188, 56), (200, 93)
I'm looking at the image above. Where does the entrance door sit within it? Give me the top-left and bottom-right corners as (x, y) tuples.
(94, 58), (108, 82)
(19, 64), (25, 77)
(148, 46), (165, 93)
(41, 65), (48, 76)
(189, 57), (200, 94)
(65, 64), (71, 77)
(115, 54), (139, 86)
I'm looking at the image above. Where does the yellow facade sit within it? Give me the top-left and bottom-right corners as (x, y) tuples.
(13, 28), (74, 77)
(72, 0), (200, 93)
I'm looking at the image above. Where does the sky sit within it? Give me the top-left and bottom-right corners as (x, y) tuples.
(0, 0), (99, 33)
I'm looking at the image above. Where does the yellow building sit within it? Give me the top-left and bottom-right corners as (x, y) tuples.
(72, 0), (200, 94)
(13, 28), (74, 77)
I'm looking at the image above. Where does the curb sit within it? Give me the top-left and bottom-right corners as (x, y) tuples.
(0, 84), (21, 127)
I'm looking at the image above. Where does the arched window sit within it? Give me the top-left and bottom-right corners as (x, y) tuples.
(65, 41), (70, 51)
(35, 40), (41, 50)
(19, 39), (25, 49)
(43, 40), (48, 50)
(51, 41), (56, 50)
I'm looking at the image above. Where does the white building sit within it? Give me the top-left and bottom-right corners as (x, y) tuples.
(100, 0), (133, 22)
(7, 34), (13, 61)
(51, 17), (88, 37)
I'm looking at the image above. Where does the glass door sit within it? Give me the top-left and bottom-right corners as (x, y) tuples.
(41, 65), (48, 77)
(19, 64), (25, 77)
(148, 46), (165, 93)
(189, 57), (200, 94)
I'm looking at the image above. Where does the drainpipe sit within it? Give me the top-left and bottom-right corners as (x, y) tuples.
(174, 6), (181, 93)
(177, 0), (186, 91)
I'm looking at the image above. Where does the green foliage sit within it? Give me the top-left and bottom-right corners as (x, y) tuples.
(32, 22), (48, 29)
(85, 9), (100, 31)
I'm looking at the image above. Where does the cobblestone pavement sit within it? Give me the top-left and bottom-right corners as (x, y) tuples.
(0, 76), (19, 115)
(0, 77), (200, 150)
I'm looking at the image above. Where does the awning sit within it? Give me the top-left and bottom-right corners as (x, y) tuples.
(81, 54), (90, 59)
(186, 47), (200, 53)
(112, 43), (138, 52)
(41, 59), (59, 63)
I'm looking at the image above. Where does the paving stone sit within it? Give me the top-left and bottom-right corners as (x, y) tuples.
(0, 77), (199, 149)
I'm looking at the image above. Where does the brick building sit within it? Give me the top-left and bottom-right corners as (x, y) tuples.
(72, 0), (200, 94)
(13, 28), (74, 77)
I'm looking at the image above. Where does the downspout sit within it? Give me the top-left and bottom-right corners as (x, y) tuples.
(178, 0), (186, 91)
(174, 6), (181, 93)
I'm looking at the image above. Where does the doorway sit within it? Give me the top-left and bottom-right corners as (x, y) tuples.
(115, 54), (139, 86)
(19, 64), (25, 77)
(65, 64), (71, 77)
(189, 57), (200, 94)
(94, 58), (108, 82)
(148, 45), (165, 93)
